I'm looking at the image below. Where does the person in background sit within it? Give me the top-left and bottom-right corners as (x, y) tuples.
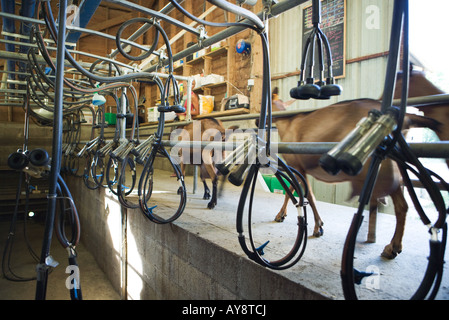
(176, 80), (199, 121)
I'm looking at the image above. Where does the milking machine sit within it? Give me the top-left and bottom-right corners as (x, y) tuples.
(290, 0), (342, 101)
(317, 0), (447, 300)
(33, 0), (79, 300)
(38, 0), (188, 224)
(136, 59), (187, 223)
(199, 0), (310, 270)
(110, 16), (188, 222)
(3, 94), (40, 282)
(28, 0), (309, 272)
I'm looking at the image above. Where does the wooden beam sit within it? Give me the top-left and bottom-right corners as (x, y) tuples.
(80, 12), (135, 38)
(98, 2), (132, 12)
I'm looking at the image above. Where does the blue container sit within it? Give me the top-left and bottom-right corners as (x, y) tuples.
(236, 39), (251, 55)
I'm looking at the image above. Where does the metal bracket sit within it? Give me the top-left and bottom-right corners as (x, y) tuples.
(262, 0), (279, 19)
(196, 25), (208, 48)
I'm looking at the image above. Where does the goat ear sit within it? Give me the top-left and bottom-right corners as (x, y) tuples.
(272, 100), (286, 111)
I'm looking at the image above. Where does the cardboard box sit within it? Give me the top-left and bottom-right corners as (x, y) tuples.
(82, 110), (93, 125)
(173, 59), (184, 69)
(146, 107), (177, 122)
(211, 41), (225, 52)
(147, 107), (158, 122)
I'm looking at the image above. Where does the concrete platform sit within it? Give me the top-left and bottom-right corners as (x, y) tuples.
(149, 168), (449, 300)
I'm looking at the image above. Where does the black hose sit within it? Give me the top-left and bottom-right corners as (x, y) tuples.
(35, 0), (68, 300)
(115, 18), (160, 61)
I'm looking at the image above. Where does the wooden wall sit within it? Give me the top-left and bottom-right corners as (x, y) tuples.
(0, 1), (264, 123)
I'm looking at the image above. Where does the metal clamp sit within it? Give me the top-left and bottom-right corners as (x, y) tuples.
(196, 25), (208, 48)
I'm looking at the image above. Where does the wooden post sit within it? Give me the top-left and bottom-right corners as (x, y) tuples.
(249, 2), (264, 113)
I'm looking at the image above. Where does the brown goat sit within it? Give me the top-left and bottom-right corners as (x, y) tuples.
(271, 70), (444, 259)
(178, 118), (227, 209)
(394, 71), (449, 164)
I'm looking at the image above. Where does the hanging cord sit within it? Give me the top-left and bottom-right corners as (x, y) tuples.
(41, 1), (165, 85)
(117, 78), (164, 210)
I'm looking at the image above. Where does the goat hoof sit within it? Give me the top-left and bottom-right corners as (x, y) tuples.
(381, 244), (402, 259)
(274, 215), (285, 223)
(203, 194), (210, 200)
(207, 201), (216, 209)
(313, 227), (324, 237)
(381, 251), (397, 260)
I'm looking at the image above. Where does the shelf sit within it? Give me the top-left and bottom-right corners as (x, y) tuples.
(138, 108), (250, 127)
(193, 81), (227, 92)
(207, 45), (228, 58)
(140, 120), (175, 126)
(194, 107), (250, 119)
(185, 45), (228, 67)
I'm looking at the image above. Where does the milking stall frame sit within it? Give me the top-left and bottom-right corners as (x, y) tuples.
(0, 0), (447, 301)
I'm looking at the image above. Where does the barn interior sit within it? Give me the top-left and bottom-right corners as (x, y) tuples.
(0, 0), (448, 303)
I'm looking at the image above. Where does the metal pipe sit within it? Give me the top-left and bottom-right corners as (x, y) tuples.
(143, 0), (309, 72)
(103, 0), (200, 37)
(380, 0), (404, 113)
(126, 92), (449, 135)
(0, 88), (82, 96)
(207, 0), (264, 30)
(186, 78), (192, 121)
(0, 11), (148, 52)
(393, 94), (449, 107)
(0, 49), (118, 72)
(158, 140), (449, 159)
(0, 37), (136, 71)
(120, 206), (128, 300)
(2, 30), (76, 46)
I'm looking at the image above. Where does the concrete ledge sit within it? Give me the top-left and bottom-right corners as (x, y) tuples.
(66, 173), (329, 300)
(67, 168), (449, 300)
